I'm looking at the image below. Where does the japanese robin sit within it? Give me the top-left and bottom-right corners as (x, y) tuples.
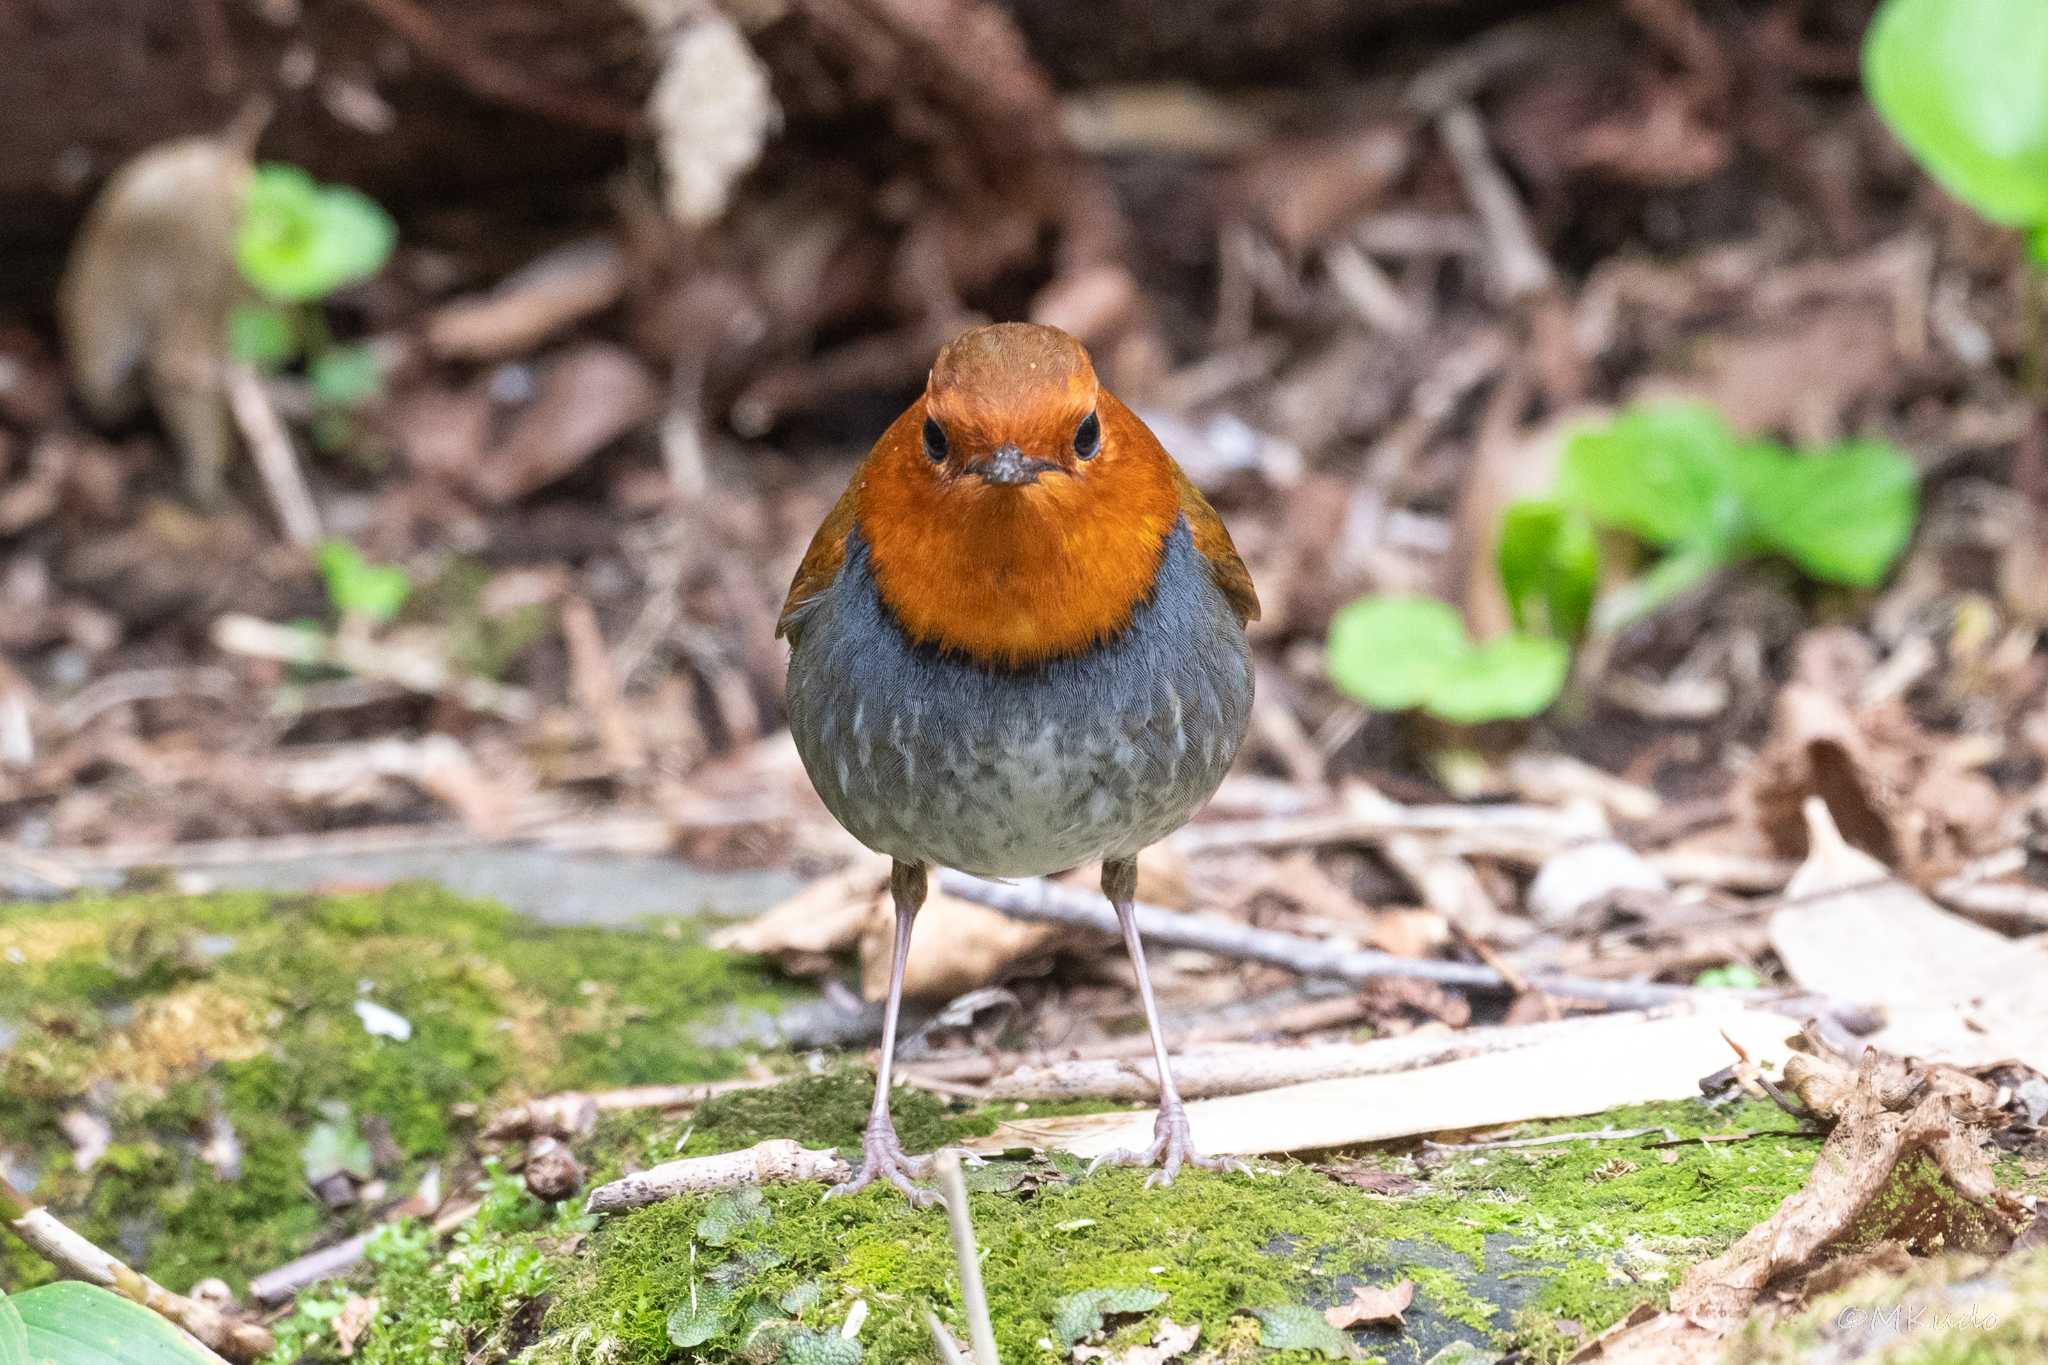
(779, 322), (1259, 1203)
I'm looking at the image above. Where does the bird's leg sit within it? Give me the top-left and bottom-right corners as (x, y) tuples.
(1089, 857), (1245, 1185)
(827, 860), (938, 1206)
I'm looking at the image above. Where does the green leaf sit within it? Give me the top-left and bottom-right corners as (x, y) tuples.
(696, 1186), (770, 1248)
(1559, 404), (1744, 546)
(1694, 964), (1764, 990)
(0, 1292), (26, 1365)
(1865, 0), (2048, 228)
(1497, 498), (1599, 640)
(779, 1280), (824, 1316)
(779, 1330), (863, 1365)
(300, 1103), (374, 1184)
(225, 302), (301, 370)
(1327, 596), (1470, 712)
(13, 1283), (217, 1364)
(315, 540), (412, 625)
(236, 164), (396, 303)
(1738, 439), (1918, 587)
(667, 1282), (736, 1349)
(309, 344), (383, 409)
(1424, 634), (1570, 724)
(1248, 1304), (1356, 1359)
(1051, 1287), (1168, 1350)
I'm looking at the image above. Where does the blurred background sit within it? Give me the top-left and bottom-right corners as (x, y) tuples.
(0, 0), (2039, 923)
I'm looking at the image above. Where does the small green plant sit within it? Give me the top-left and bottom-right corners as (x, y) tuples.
(228, 163), (397, 453)
(316, 539), (412, 627)
(1328, 596), (1569, 725)
(1, 1282), (216, 1363)
(1327, 403), (1917, 724)
(1865, 0), (2048, 264)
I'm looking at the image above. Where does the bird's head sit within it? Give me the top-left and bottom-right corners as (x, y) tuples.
(919, 323), (1106, 492)
(855, 322), (1184, 665)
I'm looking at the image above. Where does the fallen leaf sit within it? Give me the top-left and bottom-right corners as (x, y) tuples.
(469, 343), (659, 504)
(1324, 1280), (1413, 1329)
(1770, 798), (2048, 1073)
(333, 1294), (377, 1357)
(978, 1007), (1799, 1159)
(1073, 1317), (1201, 1363)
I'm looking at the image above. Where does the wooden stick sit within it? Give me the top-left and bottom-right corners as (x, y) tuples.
(0, 1173), (271, 1359)
(935, 870), (1707, 1009)
(584, 1139), (848, 1214)
(212, 614), (535, 720)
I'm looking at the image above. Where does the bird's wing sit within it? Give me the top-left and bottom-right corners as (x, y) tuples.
(1170, 460), (1261, 625)
(776, 474), (861, 640)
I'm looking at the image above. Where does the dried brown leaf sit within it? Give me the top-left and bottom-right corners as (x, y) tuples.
(1323, 1280), (1413, 1329)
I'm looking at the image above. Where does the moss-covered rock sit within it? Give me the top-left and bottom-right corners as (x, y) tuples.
(0, 885), (794, 1296)
(269, 1090), (1833, 1365)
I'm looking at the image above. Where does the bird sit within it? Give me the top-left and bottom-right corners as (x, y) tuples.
(778, 321), (1259, 1204)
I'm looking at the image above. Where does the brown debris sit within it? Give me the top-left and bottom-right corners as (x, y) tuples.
(1324, 1279), (1414, 1329)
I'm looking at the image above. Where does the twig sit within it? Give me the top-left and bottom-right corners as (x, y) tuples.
(584, 1139), (848, 1215)
(1172, 799), (1604, 859)
(1433, 103), (1554, 303)
(247, 1193), (479, 1307)
(1422, 1125), (1676, 1153)
(935, 870), (1710, 1010)
(560, 596), (646, 775)
(355, 0), (644, 134)
(936, 1151), (1001, 1365)
(481, 1077), (778, 1141)
(968, 1005), (1720, 1102)
(224, 363), (322, 547)
(926, 1311), (973, 1365)
(212, 613), (536, 720)
(0, 1172), (271, 1359)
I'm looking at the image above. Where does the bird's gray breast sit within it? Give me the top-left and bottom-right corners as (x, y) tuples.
(785, 518), (1253, 877)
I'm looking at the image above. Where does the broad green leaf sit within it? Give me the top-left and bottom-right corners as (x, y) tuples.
(1052, 1287), (1168, 1350)
(225, 302), (300, 370)
(14, 1283), (217, 1364)
(667, 1282), (736, 1348)
(696, 1186), (770, 1247)
(0, 1292), (26, 1365)
(315, 540), (412, 625)
(1424, 634), (1569, 724)
(1559, 404), (1744, 546)
(1739, 439), (1918, 587)
(1497, 498), (1598, 640)
(1326, 596), (1470, 712)
(779, 1331), (863, 1365)
(236, 164), (396, 303)
(1865, 0), (2048, 227)
(1247, 1304), (1356, 1359)
(309, 344), (383, 409)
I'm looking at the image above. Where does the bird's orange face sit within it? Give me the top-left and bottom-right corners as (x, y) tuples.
(856, 324), (1182, 667)
(919, 325), (1105, 495)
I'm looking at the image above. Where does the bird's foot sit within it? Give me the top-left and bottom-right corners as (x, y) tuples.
(826, 1115), (938, 1207)
(1088, 1100), (1247, 1187)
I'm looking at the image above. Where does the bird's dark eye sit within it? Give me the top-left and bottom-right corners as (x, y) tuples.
(1074, 410), (1101, 459)
(921, 417), (947, 462)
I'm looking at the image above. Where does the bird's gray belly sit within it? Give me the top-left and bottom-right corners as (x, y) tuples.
(786, 520), (1253, 878)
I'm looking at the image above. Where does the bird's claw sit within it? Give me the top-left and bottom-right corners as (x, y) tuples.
(1087, 1103), (1246, 1185)
(825, 1117), (938, 1207)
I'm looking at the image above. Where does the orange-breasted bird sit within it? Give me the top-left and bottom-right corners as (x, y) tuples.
(779, 322), (1260, 1204)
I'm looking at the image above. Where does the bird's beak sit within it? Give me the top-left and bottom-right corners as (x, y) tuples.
(968, 443), (1059, 486)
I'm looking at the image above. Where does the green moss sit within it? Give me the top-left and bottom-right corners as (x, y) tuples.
(0, 886), (791, 1296)
(1728, 1246), (2048, 1364)
(536, 1163), (1382, 1364)
(504, 1096), (1829, 1364)
(682, 1072), (998, 1160)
